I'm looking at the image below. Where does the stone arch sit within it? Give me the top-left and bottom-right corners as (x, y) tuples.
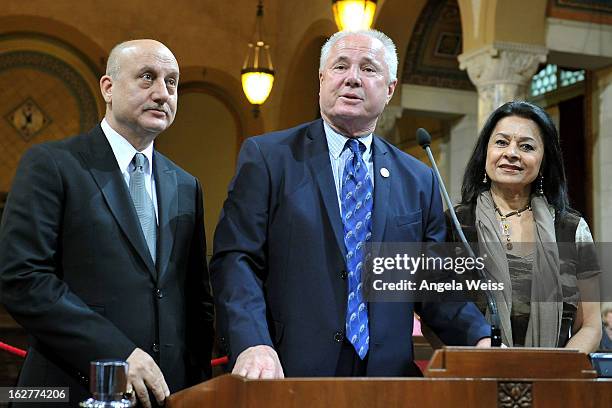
(179, 66), (264, 147)
(401, 0), (473, 90)
(278, 19), (336, 129)
(0, 14), (106, 74)
(373, 0), (428, 84)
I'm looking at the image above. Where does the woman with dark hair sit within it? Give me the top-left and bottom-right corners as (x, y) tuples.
(448, 101), (601, 352)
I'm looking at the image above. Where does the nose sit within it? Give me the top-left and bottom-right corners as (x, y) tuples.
(344, 65), (361, 87)
(151, 78), (170, 103)
(503, 142), (519, 159)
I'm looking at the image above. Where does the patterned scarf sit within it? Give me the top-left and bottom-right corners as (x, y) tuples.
(475, 191), (562, 347)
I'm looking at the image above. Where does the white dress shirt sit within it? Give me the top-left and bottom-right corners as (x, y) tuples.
(323, 120), (374, 213)
(101, 119), (159, 223)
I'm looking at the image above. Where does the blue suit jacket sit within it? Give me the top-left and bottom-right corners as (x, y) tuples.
(210, 120), (489, 376)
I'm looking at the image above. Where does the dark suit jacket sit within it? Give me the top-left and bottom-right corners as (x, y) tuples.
(0, 124), (213, 405)
(211, 120), (489, 377)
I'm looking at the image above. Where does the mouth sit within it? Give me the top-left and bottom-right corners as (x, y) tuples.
(145, 108), (167, 117)
(498, 164), (523, 171)
(339, 93), (363, 101)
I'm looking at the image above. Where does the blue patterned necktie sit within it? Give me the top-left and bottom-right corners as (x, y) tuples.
(341, 139), (372, 360)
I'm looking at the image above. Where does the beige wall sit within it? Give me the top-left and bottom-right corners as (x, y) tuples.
(155, 91), (238, 253)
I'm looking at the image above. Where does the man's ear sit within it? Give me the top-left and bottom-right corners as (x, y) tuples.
(100, 75), (113, 104)
(386, 79), (397, 103)
(319, 71), (324, 97)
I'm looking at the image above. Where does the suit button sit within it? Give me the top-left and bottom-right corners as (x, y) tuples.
(152, 343), (160, 353)
(334, 331), (344, 343)
(340, 270), (348, 279)
(154, 289), (163, 299)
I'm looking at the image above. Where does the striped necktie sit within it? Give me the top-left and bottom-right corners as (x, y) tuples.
(129, 153), (157, 263)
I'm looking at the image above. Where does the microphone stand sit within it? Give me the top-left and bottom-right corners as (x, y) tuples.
(418, 129), (502, 347)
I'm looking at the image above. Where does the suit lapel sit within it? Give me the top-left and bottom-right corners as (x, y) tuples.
(304, 121), (347, 324)
(367, 137), (391, 353)
(371, 136), (394, 242)
(80, 125), (157, 279)
(371, 136), (390, 244)
(153, 152), (177, 283)
(305, 121), (347, 258)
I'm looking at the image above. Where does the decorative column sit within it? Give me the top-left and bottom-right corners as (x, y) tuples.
(375, 105), (403, 144)
(595, 71), (612, 241)
(458, 42), (547, 130)
(449, 113), (478, 203)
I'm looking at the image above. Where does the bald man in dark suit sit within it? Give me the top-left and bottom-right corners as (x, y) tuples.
(0, 40), (213, 407)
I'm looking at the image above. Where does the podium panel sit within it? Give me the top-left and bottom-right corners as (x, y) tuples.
(167, 348), (612, 408)
(425, 346), (597, 379)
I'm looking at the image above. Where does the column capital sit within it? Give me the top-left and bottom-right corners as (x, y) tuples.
(375, 105), (403, 142)
(458, 42), (548, 129)
(458, 42), (548, 89)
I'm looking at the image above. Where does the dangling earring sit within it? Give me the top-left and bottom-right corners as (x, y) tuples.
(537, 174), (544, 195)
(482, 172), (488, 184)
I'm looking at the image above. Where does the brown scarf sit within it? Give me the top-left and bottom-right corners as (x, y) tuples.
(475, 191), (562, 347)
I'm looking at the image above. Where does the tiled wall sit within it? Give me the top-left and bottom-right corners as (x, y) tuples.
(0, 50), (99, 192)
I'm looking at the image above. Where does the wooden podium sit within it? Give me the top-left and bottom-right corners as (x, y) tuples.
(166, 347), (612, 408)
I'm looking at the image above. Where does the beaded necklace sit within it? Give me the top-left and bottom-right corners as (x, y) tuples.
(494, 202), (532, 250)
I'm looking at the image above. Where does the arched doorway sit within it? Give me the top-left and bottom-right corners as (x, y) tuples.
(155, 83), (241, 252)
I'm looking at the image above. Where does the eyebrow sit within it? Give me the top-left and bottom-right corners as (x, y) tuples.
(137, 65), (179, 76)
(331, 55), (381, 67)
(494, 132), (539, 143)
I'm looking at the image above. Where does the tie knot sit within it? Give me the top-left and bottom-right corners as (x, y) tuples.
(133, 152), (147, 171)
(346, 139), (365, 156)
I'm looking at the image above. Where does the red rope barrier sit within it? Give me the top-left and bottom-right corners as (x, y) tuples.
(0, 341), (27, 358)
(211, 356), (229, 367)
(1, 339), (229, 367)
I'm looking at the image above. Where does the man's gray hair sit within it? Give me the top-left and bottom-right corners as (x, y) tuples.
(319, 29), (398, 83)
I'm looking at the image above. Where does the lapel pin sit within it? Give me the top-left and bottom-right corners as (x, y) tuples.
(380, 168), (390, 178)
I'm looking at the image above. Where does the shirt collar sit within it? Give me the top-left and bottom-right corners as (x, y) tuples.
(323, 120), (373, 159)
(101, 118), (154, 175)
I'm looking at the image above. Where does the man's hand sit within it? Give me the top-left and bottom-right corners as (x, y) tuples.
(232, 345), (284, 379)
(125, 348), (170, 408)
(475, 337), (491, 347)
(475, 337), (507, 348)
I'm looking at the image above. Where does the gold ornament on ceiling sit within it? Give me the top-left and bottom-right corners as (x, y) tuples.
(5, 97), (51, 142)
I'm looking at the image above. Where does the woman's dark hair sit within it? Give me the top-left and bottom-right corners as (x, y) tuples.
(460, 101), (570, 212)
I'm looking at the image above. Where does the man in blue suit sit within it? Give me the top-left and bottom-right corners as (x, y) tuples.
(210, 29), (491, 379)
